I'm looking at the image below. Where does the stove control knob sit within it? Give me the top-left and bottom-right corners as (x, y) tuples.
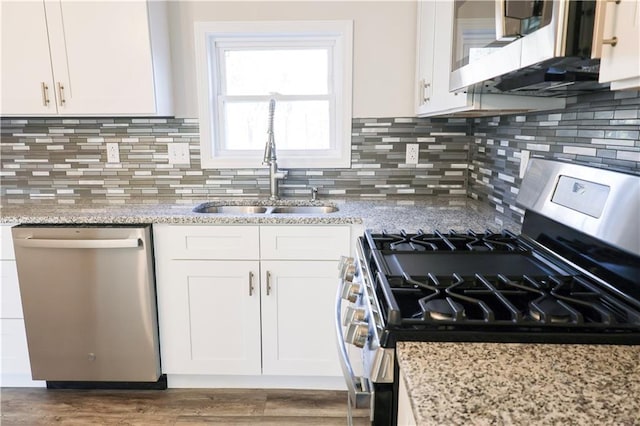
(345, 322), (369, 348)
(338, 256), (355, 279)
(342, 263), (356, 282)
(343, 306), (366, 326)
(340, 281), (361, 303)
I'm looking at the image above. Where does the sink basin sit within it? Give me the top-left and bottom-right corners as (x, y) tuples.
(270, 206), (338, 214)
(192, 203), (339, 215)
(193, 205), (268, 214)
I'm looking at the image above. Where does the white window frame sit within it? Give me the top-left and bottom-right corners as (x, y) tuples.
(194, 20), (353, 169)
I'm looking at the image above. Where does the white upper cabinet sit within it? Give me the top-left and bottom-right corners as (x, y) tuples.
(415, 1), (564, 117)
(0, 0), (172, 116)
(0, 2), (56, 115)
(596, 0), (640, 90)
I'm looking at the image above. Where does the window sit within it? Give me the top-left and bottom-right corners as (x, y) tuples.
(194, 21), (353, 169)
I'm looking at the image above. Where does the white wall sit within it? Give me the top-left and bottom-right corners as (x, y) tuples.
(167, 0), (417, 118)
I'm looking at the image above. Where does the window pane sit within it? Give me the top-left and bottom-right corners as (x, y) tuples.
(224, 49), (329, 95)
(223, 100), (330, 151)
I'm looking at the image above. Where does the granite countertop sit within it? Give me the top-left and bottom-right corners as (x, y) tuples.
(396, 341), (640, 425)
(0, 197), (522, 233)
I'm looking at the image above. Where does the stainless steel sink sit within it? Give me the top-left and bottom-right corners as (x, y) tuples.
(192, 203), (338, 215)
(193, 205), (268, 214)
(270, 206), (338, 214)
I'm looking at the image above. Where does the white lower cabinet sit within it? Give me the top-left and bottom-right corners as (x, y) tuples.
(397, 369), (417, 426)
(154, 224), (351, 387)
(0, 224), (45, 387)
(158, 260), (261, 375)
(260, 260), (342, 376)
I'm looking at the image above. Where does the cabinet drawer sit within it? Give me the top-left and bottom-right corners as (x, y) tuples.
(1, 260), (22, 319)
(1, 224), (16, 260)
(0, 319), (31, 375)
(154, 225), (259, 260)
(260, 226), (351, 260)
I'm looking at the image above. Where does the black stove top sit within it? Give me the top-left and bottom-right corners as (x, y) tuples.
(359, 226), (640, 346)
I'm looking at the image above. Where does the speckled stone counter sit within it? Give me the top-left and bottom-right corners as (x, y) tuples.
(396, 341), (640, 425)
(0, 197), (522, 233)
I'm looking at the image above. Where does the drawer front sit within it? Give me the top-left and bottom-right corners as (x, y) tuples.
(0, 319), (31, 374)
(154, 225), (260, 260)
(1, 224), (16, 260)
(260, 226), (351, 260)
(1, 260), (22, 319)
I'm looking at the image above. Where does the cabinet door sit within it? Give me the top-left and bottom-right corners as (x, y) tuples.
(157, 260), (261, 375)
(0, 1), (57, 115)
(45, 0), (159, 115)
(260, 261), (342, 376)
(415, 0), (436, 113)
(397, 369), (418, 426)
(415, 0), (469, 116)
(598, 0), (640, 90)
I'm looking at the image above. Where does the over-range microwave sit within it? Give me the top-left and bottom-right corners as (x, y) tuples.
(449, 0), (610, 96)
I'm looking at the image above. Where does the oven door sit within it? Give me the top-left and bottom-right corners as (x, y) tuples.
(336, 254), (397, 425)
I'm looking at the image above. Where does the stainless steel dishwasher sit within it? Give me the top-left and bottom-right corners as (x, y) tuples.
(11, 224), (164, 388)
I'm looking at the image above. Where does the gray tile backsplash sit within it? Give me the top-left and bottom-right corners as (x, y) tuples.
(0, 116), (470, 203)
(469, 90), (640, 223)
(1, 91), (638, 221)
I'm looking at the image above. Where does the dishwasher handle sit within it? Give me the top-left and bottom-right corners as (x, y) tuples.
(15, 237), (142, 249)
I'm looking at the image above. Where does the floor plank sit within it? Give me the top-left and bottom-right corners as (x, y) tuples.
(0, 388), (370, 425)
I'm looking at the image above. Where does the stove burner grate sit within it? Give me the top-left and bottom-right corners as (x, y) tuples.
(371, 229), (528, 252)
(385, 273), (640, 328)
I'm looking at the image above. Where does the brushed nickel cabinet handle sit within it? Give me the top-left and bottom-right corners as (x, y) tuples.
(418, 79), (430, 105)
(266, 271), (272, 295)
(57, 82), (66, 106)
(249, 271), (255, 296)
(41, 82), (50, 106)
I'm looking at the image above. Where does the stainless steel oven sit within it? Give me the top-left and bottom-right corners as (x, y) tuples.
(450, 0), (608, 95)
(336, 159), (640, 425)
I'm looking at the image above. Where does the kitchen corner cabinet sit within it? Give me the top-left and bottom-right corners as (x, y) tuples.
(397, 368), (418, 426)
(0, 224), (45, 387)
(0, 0), (172, 116)
(414, 1), (564, 117)
(596, 0), (640, 90)
(153, 224), (351, 382)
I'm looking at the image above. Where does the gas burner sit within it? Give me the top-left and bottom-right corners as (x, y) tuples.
(423, 299), (465, 321)
(390, 241), (427, 251)
(529, 297), (574, 323)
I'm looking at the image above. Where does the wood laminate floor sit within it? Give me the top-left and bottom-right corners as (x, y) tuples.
(0, 388), (370, 425)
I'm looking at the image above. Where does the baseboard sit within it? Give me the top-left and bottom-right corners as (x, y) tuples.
(166, 374), (347, 390)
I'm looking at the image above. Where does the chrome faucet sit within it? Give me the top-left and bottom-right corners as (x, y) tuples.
(263, 98), (288, 200)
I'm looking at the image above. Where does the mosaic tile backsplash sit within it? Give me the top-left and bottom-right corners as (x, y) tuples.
(0, 116), (470, 202)
(469, 90), (640, 223)
(1, 90), (639, 223)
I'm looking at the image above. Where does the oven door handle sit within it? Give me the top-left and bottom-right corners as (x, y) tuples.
(335, 279), (371, 409)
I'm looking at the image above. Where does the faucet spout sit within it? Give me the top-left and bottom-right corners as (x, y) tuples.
(263, 99), (277, 164)
(263, 98), (287, 199)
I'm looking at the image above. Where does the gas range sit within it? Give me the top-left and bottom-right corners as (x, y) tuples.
(359, 228), (640, 348)
(336, 159), (640, 425)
